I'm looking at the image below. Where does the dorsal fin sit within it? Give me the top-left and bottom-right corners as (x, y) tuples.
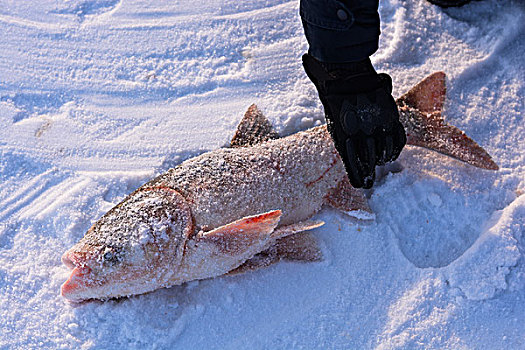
(230, 104), (279, 147)
(397, 72), (446, 113)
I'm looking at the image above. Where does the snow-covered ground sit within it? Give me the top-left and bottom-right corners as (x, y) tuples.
(1, 0), (524, 348)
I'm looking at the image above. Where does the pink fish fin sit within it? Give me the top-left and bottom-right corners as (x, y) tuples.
(271, 232), (322, 261)
(230, 104), (279, 147)
(197, 210), (282, 255)
(397, 71), (446, 113)
(228, 222), (324, 276)
(227, 251), (278, 275)
(325, 177), (375, 221)
(397, 72), (499, 170)
(270, 219), (324, 240)
(404, 109), (499, 170)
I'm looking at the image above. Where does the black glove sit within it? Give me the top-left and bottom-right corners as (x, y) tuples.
(302, 53), (406, 189)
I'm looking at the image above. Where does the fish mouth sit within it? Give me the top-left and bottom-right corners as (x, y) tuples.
(61, 249), (101, 269)
(61, 251), (79, 270)
(61, 266), (93, 301)
(61, 251), (99, 302)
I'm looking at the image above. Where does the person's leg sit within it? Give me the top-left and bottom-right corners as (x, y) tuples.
(300, 0), (406, 189)
(300, 0), (380, 63)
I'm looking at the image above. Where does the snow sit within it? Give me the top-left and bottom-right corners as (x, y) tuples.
(0, 0), (524, 348)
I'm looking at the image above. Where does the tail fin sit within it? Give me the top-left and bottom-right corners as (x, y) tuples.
(397, 72), (499, 170)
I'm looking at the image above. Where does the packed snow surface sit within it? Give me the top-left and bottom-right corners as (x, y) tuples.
(0, 0), (524, 349)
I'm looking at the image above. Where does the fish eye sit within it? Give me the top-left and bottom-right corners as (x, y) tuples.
(100, 247), (121, 265)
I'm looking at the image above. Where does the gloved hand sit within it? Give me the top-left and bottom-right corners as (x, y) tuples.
(302, 53), (406, 189)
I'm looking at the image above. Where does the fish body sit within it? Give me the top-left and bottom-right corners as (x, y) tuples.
(149, 125), (344, 230)
(61, 123), (352, 301)
(61, 72), (498, 302)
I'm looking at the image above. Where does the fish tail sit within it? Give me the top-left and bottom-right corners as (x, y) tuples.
(397, 72), (499, 170)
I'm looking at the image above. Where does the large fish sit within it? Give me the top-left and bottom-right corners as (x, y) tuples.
(61, 72), (498, 302)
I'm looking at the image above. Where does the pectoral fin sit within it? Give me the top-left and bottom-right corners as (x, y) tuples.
(197, 210), (282, 255)
(228, 220), (324, 275)
(270, 219), (324, 239)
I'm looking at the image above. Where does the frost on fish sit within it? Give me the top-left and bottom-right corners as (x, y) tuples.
(61, 72), (498, 302)
(61, 107), (346, 301)
(147, 124), (346, 230)
(61, 187), (194, 301)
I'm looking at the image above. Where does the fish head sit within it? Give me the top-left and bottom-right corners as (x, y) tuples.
(61, 187), (193, 302)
